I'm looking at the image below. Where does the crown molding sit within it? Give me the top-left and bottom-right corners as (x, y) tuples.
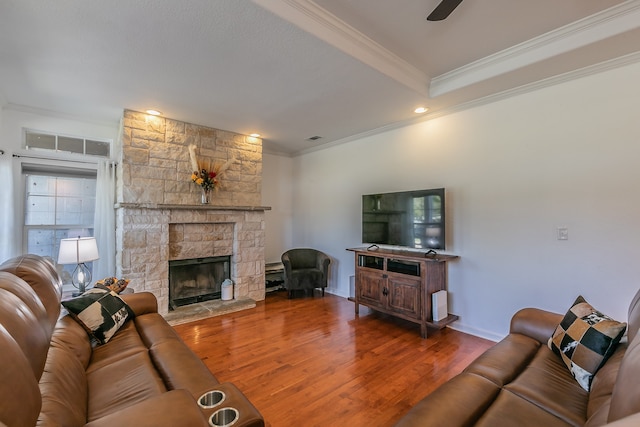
(430, 0), (640, 97)
(251, 0), (430, 96)
(3, 103), (120, 128)
(295, 51), (640, 157)
(263, 143), (294, 158)
(427, 50), (640, 120)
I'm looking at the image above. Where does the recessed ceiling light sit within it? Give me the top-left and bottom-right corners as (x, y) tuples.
(146, 109), (162, 116)
(414, 107), (428, 114)
(249, 133), (261, 138)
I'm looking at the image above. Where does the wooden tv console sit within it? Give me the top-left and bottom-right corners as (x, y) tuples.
(348, 247), (458, 338)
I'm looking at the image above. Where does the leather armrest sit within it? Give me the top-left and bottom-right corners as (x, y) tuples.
(510, 307), (563, 344)
(604, 412), (640, 427)
(120, 292), (158, 316)
(84, 390), (208, 427)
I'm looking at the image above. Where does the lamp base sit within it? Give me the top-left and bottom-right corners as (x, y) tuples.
(71, 263), (91, 297)
(72, 283), (87, 297)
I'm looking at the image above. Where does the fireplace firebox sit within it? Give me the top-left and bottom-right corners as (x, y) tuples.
(168, 256), (230, 310)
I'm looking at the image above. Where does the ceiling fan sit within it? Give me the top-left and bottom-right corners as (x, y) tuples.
(427, 0), (464, 21)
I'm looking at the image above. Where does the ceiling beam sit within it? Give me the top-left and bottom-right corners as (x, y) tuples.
(251, 0), (431, 96)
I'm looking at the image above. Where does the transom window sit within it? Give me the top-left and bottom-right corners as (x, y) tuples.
(25, 129), (111, 157)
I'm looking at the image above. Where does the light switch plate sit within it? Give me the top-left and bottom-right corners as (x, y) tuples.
(557, 227), (568, 240)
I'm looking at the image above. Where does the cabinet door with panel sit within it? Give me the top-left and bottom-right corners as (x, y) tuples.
(387, 274), (421, 318)
(357, 269), (384, 307)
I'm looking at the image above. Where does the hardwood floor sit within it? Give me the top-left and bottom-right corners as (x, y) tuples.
(173, 290), (495, 427)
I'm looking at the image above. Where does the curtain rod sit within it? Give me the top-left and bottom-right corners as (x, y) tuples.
(12, 153), (117, 166)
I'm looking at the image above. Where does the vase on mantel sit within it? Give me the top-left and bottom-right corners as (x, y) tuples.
(200, 187), (210, 204)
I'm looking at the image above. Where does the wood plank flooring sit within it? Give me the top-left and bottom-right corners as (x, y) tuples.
(173, 290), (495, 427)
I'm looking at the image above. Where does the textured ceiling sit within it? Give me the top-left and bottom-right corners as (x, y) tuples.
(0, 0), (638, 155)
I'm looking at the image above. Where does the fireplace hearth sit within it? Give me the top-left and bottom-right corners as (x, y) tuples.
(169, 256), (230, 310)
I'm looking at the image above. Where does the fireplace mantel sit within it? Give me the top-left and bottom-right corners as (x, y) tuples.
(116, 203), (271, 212)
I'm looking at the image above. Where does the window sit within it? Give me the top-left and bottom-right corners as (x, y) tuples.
(25, 129), (111, 157)
(23, 169), (97, 285)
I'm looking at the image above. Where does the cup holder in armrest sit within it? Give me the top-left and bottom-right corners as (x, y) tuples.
(198, 382), (264, 427)
(198, 390), (226, 409)
(209, 407), (239, 427)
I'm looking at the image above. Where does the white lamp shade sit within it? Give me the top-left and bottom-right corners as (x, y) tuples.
(58, 237), (100, 264)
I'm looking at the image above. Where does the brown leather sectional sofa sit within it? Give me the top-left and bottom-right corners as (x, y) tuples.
(395, 289), (640, 427)
(0, 254), (264, 427)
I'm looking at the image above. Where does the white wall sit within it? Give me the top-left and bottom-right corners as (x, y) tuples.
(262, 152), (293, 264)
(287, 60), (640, 341)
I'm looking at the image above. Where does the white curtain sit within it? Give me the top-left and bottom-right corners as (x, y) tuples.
(0, 153), (17, 262)
(92, 160), (116, 279)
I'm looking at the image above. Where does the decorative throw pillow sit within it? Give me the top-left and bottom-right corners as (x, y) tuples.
(548, 295), (626, 391)
(95, 276), (130, 294)
(61, 287), (134, 346)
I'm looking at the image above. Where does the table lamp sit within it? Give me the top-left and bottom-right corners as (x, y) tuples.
(58, 236), (99, 296)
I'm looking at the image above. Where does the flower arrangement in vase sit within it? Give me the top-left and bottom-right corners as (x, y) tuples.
(188, 144), (235, 204)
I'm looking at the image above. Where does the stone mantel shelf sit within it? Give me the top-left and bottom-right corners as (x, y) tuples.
(115, 203), (272, 211)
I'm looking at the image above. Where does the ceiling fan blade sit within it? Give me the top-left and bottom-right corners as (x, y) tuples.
(427, 0), (464, 21)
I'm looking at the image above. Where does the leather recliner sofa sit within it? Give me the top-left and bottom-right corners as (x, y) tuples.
(0, 254), (264, 427)
(394, 288), (640, 427)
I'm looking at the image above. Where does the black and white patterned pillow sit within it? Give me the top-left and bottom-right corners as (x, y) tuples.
(548, 295), (626, 391)
(62, 287), (134, 345)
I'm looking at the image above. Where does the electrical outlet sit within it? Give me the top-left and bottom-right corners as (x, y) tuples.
(557, 227), (568, 240)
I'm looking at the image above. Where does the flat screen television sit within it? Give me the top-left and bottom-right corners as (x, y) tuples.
(362, 188), (445, 250)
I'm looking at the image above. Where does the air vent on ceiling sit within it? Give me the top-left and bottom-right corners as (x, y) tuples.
(306, 136), (322, 141)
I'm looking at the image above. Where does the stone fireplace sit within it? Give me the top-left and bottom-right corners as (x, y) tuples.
(115, 110), (268, 315)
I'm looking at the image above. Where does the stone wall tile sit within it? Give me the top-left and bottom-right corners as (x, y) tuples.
(131, 138), (151, 149)
(148, 142), (187, 159)
(131, 128), (164, 143)
(124, 146), (150, 164)
(123, 230), (147, 249)
(123, 111), (148, 131)
(149, 158), (177, 169)
(164, 180), (192, 194)
(165, 131), (186, 145)
(130, 165), (176, 181)
(145, 279), (163, 290)
(165, 119), (185, 134)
